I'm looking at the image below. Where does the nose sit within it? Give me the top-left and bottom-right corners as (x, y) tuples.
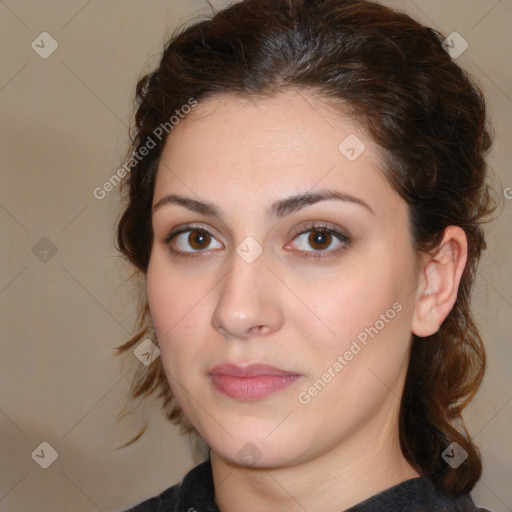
(211, 252), (284, 339)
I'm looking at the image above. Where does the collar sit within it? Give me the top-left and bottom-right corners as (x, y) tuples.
(171, 459), (483, 512)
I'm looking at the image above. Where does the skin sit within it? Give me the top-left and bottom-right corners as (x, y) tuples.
(146, 89), (467, 512)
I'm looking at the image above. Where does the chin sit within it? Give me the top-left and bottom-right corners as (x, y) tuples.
(208, 430), (307, 469)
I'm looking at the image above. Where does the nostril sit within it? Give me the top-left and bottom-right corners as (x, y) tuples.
(248, 325), (266, 336)
(212, 321), (228, 337)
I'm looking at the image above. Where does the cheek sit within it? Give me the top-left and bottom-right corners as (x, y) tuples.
(147, 252), (202, 331)
(146, 255), (200, 363)
(291, 265), (394, 341)
(294, 286), (413, 419)
(289, 250), (417, 374)
(146, 260), (206, 409)
(146, 250), (223, 377)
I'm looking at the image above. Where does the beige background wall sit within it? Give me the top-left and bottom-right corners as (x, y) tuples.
(1, 1), (511, 511)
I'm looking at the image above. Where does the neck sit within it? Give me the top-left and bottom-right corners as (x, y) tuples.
(210, 406), (421, 512)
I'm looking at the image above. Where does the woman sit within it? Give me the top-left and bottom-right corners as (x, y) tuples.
(116, 0), (495, 510)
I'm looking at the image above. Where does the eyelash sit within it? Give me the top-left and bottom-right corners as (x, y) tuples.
(163, 223), (351, 260)
(290, 223), (351, 260)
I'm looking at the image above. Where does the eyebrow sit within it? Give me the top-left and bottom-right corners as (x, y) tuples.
(269, 190), (375, 218)
(152, 189), (375, 219)
(153, 194), (221, 217)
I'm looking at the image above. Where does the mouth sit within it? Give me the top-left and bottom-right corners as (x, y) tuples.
(208, 363), (303, 401)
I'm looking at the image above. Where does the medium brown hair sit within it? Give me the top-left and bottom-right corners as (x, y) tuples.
(116, 0), (495, 495)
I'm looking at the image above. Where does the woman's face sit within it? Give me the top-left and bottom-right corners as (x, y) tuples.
(147, 90), (421, 468)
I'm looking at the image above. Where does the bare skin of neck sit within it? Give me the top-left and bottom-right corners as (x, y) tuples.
(210, 394), (421, 512)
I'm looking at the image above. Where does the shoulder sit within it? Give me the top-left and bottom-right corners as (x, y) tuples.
(451, 492), (492, 512)
(123, 484), (179, 512)
(347, 476), (492, 512)
(122, 462), (492, 512)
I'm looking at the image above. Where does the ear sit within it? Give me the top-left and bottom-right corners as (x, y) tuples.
(412, 226), (468, 337)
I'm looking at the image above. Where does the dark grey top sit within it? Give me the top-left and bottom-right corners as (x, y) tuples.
(125, 459), (490, 512)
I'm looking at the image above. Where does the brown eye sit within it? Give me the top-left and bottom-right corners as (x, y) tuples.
(308, 230), (332, 251)
(287, 225), (350, 258)
(188, 230), (211, 250)
(169, 227), (223, 253)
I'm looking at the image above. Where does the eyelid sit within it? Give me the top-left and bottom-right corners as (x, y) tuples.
(163, 222), (351, 259)
(290, 222), (351, 244)
(285, 222), (351, 259)
(164, 223), (225, 257)
(163, 223), (222, 244)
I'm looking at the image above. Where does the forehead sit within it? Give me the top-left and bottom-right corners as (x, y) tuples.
(154, 90), (401, 218)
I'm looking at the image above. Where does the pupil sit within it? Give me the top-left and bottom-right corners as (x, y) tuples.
(189, 231), (209, 249)
(309, 230), (331, 250)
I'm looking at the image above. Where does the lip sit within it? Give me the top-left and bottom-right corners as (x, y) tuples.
(209, 363), (303, 401)
(209, 363), (300, 377)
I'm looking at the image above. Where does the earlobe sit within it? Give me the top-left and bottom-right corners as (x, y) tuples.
(412, 226), (468, 338)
